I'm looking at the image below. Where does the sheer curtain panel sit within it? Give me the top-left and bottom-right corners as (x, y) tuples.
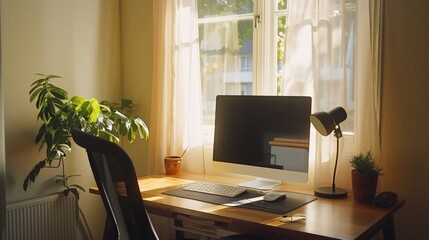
(150, 0), (204, 174)
(283, 0), (382, 190)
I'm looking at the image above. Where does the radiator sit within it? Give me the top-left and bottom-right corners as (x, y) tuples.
(6, 193), (78, 240)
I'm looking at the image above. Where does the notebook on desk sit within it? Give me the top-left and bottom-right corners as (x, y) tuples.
(162, 187), (317, 214)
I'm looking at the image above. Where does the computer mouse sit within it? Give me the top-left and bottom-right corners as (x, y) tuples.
(263, 192), (287, 202)
(373, 191), (398, 208)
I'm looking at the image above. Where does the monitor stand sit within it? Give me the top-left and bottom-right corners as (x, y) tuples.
(238, 178), (281, 191)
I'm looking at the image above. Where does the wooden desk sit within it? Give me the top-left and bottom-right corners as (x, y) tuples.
(90, 174), (404, 240)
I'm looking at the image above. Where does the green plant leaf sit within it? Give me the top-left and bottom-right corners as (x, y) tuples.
(121, 98), (134, 109)
(41, 108), (51, 122)
(57, 144), (72, 152)
(46, 74), (62, 80)
(69, 188), (80, 200)
(99, 104), (112, 113)
(31, 78), (47, 86)
(104, 118), (114, 129)
(119, 121), (128, 136)
(70, 95), (85, 105)
(63, 188), (70, 197)
(88, 99), (101, 123)
(99, 130), (120, 143)
(29, 87), (43, 102)
(35, 89), (47, 109)
(134, 118), (149, 139)
(116, 111), (127, 119)
(46, 99), (56, 115)
(51, 97), (65, 108)
(35, 124), (46, 144)
(50, 87), (68, 100)
(127, 128), (136, 143)
(23, 160), (46, 191)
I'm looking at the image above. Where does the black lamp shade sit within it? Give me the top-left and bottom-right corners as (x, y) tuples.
(329, 107), (347, 125)
(309, 112), (335, 136)
(310, 107), (347, 136)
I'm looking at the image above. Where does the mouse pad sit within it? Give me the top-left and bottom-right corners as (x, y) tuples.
(162, 188), (317, 214)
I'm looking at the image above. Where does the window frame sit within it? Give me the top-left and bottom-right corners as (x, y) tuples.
(199, 0), (357, 148)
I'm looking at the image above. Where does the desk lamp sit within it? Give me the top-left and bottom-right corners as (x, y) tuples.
(310, 106), (348, 198)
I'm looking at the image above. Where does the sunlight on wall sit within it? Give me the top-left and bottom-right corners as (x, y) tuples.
(1, 0), (122, 239)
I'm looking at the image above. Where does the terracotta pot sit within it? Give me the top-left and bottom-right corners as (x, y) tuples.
(351, 170), (378, 204)
(164, 156), (182, 175)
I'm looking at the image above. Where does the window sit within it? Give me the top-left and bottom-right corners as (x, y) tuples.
(240, 56), (252, 72)
(197, 0), (357, 138)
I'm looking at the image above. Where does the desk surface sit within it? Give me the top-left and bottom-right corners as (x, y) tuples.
(89, 173), (404, 240)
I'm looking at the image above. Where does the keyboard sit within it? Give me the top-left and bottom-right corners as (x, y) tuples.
(183, 182), (247, 197)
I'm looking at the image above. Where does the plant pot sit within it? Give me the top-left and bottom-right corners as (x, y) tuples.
(164, 156), (182, 175)
(351, 170), (378, 204)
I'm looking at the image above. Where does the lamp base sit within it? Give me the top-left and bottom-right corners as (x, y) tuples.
(315, 187), (348, 199)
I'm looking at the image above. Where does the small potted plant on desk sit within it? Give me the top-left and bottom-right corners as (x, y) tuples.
(350, 151), (383, 204)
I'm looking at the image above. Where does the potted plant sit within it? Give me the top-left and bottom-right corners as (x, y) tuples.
(24, 74), (149, 199)
(350, 151), (383, 204)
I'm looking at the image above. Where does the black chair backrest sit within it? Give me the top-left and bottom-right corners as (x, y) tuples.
(72, 129), (158, 240)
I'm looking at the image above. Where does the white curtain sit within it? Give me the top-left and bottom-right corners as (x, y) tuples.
(283, 0), (382, 190)
(150, 0), (204, 174)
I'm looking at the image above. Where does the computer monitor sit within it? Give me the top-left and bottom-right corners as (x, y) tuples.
(212, 95), (312, 190)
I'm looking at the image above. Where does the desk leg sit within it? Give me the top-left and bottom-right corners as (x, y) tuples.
(383, 216), (396, 240)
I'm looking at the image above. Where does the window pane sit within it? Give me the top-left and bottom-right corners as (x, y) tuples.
(276, 15), (286, 95)
(197, 0), (253, 18)
(277, 0), (287, 11)
(199, 19), (254, 125)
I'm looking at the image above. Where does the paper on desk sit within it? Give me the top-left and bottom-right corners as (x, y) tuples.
(223, 196), (264, 206)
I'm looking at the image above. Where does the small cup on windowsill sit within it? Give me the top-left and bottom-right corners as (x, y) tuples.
(164, 156), (182, 175)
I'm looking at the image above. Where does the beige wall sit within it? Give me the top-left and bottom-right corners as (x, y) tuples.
(381, 0), (429, 238)
(119, 0), (153, 177)
(1, 0), (123, 239)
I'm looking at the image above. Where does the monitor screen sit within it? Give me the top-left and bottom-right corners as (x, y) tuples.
(212, 95), (312, 190)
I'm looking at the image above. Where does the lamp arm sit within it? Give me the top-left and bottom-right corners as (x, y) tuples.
(332, 131), (340, 192)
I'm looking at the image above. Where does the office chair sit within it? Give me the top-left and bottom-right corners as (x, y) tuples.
(72, 129), (265, 240)
(72, 128), (158, 239)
